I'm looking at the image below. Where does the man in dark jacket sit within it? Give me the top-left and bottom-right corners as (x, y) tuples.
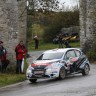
(33, 35), (39, 49)
(58, 34), (63, 48)
(0, 41), (7, 72)
(15, 41), (27, 74)
(64, 41), (71, 48)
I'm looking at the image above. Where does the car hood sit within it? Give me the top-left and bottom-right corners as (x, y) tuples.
(31, 59), (60, 68)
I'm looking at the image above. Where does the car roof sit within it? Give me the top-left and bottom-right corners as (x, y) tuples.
(43, 48), (80, 53)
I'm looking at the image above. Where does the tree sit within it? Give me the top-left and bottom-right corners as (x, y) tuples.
(27, 0), (59, 12)
(27, 0), (60, 40)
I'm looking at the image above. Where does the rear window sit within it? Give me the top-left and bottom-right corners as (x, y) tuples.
(37, 52), (64, 60)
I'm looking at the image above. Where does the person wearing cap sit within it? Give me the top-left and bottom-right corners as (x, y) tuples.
(15, 41), (27, 74)
(33, 35), (39, 49)
(58, 34), (63, 48)
(0, 41), (7, 72)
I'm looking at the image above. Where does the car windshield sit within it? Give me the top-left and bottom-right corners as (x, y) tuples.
(37, 52), (64, 60)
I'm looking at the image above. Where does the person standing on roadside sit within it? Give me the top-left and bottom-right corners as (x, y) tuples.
(33, 35), (39, 49)
(64, 40), (71, 48)
(58, 34), (63, 48)
(15, 41), (27, 74)
(0, 41), (7, 72)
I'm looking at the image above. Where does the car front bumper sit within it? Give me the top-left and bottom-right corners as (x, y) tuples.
(26, 69), (59, 79)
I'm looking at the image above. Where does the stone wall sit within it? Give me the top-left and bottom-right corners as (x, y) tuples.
(0, 0), (27, 64)
(17, 0), (27, 45)
(80, 0), (96, 51)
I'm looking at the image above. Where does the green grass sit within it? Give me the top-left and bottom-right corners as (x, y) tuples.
(0, 60), (28, 88)
(0, 73), (26, 87)
(28, 41), (80, 51)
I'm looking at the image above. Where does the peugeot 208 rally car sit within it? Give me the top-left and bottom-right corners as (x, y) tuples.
(26, 48), (90, 83)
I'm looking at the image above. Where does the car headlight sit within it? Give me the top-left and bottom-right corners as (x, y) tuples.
(45, 63), (57, 71)
(27, 69), (32, 74)
(28, 65), (34, 69)
(26, 65), (34, 73)
(45, 65), (52, 70)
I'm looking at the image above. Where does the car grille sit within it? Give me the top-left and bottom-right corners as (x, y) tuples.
(33, 70), (45, 75)
(33, 65), (46, 69)
(32, 65), (47, 76)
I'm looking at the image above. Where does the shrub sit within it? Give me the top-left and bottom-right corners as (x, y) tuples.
(83, 40), (96, 61)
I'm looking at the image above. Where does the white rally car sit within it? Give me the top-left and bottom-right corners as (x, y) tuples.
(26, 48), (90, 83)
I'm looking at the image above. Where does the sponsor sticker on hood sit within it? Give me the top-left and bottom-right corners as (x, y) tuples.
(31, 63), (50, 67)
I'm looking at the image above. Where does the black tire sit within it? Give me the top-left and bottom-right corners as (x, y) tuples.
(29, 79), (37, 83)
(59, 67), (66, 79)
(82, 64), (89, 76)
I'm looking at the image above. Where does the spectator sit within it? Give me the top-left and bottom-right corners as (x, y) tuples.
(58, 34), (63, 48)
(0, 41), (7, 72)
(33, 35), (39, 49)
(15, 41), (27, 74)
(64, 41), (71, 48)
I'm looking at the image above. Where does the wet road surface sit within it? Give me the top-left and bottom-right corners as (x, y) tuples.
(0, 51), (96, 96)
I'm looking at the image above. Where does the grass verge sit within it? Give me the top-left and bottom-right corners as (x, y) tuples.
(0, 60), (28, 88)
(28, 41), (80, 51)
(0, 73), (26, 87)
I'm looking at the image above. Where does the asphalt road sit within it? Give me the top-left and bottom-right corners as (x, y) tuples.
(0, 51), (96, 96)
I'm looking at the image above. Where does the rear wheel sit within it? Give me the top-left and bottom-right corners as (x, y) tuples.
(29, 79), (37, 83)
(82, 64), (89, 75)
(59, 67), (66, 79)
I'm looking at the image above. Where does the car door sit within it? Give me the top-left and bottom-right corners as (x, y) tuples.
(74, 49), (86, 69)
(63, 50), (77, 72)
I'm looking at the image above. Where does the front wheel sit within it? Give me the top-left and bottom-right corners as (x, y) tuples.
(59, 67), (66, 79)
(29, 79), (37, 83)
(82, 64), (90, 76)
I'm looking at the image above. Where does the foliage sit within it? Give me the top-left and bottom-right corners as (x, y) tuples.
(27, 15), (33, 39)
(27, 0), (79, 43)
(87, 50), (96, 61)
(54, 11), (79, 28)
(84, 41), (96, 61)
(43, 24), (62, 43)
(43, 11), (79, 43)
(27, 0), (59, 12)
(32, 24), (44, 38)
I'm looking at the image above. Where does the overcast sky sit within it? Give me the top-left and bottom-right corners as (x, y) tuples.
(58, 0), (79, 7)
